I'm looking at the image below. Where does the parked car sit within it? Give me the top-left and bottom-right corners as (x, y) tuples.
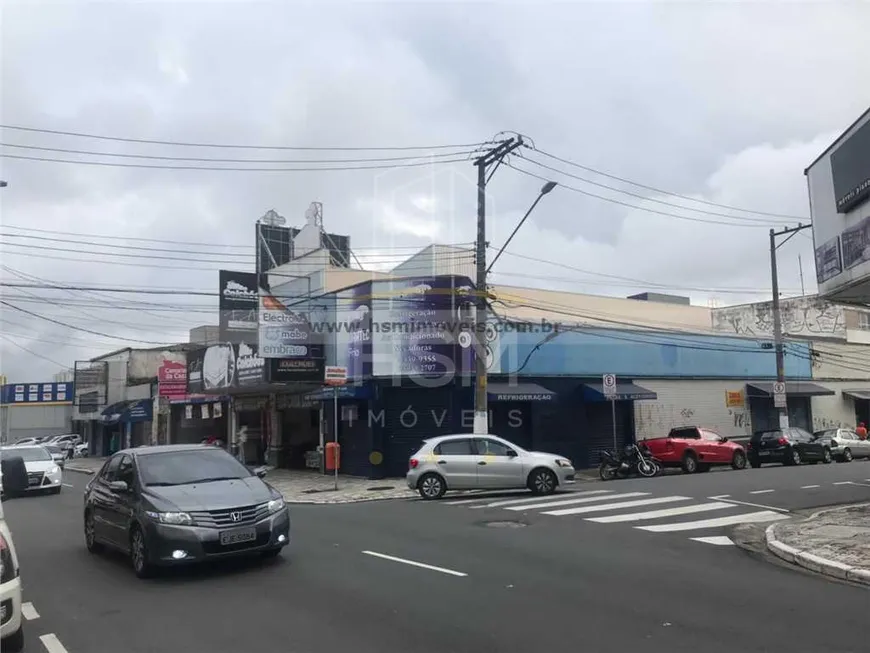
(43, 445), (67, 469)
(0, 446), (63, 494)
(0, 476), (24, 651)
(812, 428), (870, 462)
(746, 427), (832, 467)
(83, 444), (290, 578)
(10, 438), (38, 447)
(406, 434), (575, 500)
(641, 426), (747, 474)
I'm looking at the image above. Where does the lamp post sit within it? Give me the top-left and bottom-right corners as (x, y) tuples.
(486, 181), (557, 275)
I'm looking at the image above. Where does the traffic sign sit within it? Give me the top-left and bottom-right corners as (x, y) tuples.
(603, 373), (617, 398)
(773, 381), (786, 408)
(324, 366), (348, 386)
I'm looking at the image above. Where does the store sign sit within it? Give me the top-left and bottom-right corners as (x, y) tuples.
(269, 358), (325, 384)
(157, 360), (187, 400)
(187, 341), (266, 393)
(1, 382), (73, 405)
(725, 390), (745, 408)
(219, 270), (259, 342)
(258, 290), (313, 359)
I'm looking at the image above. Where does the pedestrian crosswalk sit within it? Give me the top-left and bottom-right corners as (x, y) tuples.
(433, 489), (790, 546)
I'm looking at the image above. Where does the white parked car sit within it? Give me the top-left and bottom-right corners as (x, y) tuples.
(0, 484), (24, 651)
(0, 446), (63, 495)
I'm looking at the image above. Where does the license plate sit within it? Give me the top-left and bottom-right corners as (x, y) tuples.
(219, 528), (256, 546)
(759, 451), (770, 457)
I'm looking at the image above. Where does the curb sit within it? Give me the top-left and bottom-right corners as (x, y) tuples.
(765, 503), (870, 586)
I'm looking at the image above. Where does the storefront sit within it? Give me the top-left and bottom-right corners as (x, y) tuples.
(746, 382), (835, 432)
(843, 389), (870, 426)
(168, 396), (229, 445)
(99, 398), (153, 454)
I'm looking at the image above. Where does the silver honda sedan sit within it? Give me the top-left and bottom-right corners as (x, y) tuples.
(406, 434), (575, 500)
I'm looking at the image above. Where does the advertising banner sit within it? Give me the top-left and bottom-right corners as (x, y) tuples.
(219, 270), (259, 342)
(841, 215), (870, 270)
(815, 235), (843, 284)
(371, 275), (475, 378)
(269, 357), (325, 384)
(73, 360), (108, 414)
(257, 276), (320, 359)
(335, 282), (372, 380)
(157, 360), (188, 400)
(186, 341), (266, 393)
(1, 382), (74, 405)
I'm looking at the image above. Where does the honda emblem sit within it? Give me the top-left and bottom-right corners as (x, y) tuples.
(230, 511), (241, 522)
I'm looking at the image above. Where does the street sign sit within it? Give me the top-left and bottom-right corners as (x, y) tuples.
(602, 373), (617, 398)
(773, 381), (786, 409)
(324, 366), (348, 386)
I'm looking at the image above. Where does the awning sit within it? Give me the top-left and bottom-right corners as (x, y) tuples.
(488, 383), (556, 402)
(582, 382), (657, 402)
(746, 382), (835, 398)
(101, 399), (153, 424)
(843, 389), (870, 401)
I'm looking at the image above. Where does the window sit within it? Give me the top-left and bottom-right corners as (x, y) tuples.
(137, 449), (252, 487)
(100, 455), (123, 482)
(858, 312), (870, 331)
(475, 439), (512, 456)
(699, 429), (723, 442)
(117, 455), (135, 486)
(433, 439), (473, 456)
(0, 447), (52, 463)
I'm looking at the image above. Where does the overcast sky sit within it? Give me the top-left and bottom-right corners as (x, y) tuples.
(1, 0), (869, 382)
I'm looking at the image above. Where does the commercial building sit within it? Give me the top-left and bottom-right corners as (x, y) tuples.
(807, 106), (870, 305)
(0, 380), (75, 443)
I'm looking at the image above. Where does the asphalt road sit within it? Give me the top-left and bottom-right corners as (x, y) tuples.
(4, 460), (869, 653)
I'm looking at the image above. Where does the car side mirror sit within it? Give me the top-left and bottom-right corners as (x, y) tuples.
(506, 449), (518, 458)
(108, 480), (129, 493)
(254, 466), (268, 478)
(720, 437), (729, 442)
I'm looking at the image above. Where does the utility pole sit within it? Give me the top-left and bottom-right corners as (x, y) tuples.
(769, 223), (811, 427)
(472, 137), (523, 435)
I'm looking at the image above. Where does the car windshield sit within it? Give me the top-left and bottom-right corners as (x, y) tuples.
(814, 429), (838, 438)
(1, 446), (52, 462)
(137, 449), (253, 487)
(44, 446), (64, 454)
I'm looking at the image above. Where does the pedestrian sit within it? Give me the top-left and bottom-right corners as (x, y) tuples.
(857, 422), (868, 440)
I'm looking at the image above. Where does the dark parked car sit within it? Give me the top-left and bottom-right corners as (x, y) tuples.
(83, 444), (290, 578)
(746, 427), (832, 468)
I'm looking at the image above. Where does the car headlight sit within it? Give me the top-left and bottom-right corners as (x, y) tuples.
(266, 497), (285, 513)
(48, 465), (60, 475)
(555, 459), (572, 468)
(146, 511), (194, 525)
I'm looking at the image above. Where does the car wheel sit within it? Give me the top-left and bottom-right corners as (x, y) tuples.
(3, 623), (24, 652)
(417, 473), (447, 500)
(789, 448), (802, 466)
(84, 510), (103, 553)
(731, 450), (747, 470)
(130, 526), (154, 578)
(529, 468), (558, 495)
(843, 448), (853, 463)
(681, 452), (698, 474)
(822, 448), (832, 464)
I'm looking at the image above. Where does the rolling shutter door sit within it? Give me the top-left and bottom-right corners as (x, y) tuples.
(383, 386), (455, 477)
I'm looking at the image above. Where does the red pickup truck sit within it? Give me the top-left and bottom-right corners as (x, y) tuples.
(641, 426), (747, 474)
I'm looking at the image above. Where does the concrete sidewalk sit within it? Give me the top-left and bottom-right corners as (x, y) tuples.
(65, 457), (416, 504)
(766, 502), (870, 586)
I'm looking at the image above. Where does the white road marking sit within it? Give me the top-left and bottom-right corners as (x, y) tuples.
(62, 483), (74, 488)
(709, 495), (790, 513)
(21, 602), (39, 620)
(543, 495), (691, 517)
(637, 510), (789, 533)
(39, 633), (70, 653)
(833, 481), (852, 485)
(749, 489), (775, 495)
(842, 481), (870, 487)
(443, 498), (494, 505)
(504, 492), (649, 512)
(690, 536), (735, 546)
(585, 501), (736, 523)
(800, 485), (820, 489)
(361, 551), (467, 577)
(470, 490), (612, 509)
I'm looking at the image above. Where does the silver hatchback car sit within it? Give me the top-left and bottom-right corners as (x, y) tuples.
(406, 434), (575, 500)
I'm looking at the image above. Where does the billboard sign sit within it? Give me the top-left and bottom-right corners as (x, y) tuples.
(841, 215), (870, 270)
(218, 270), (259, 342)
(186, 341), (266, 393)
(157, 360), (188, 400)
(831, 118), (870, 214)
(334, 282), (373, 380)
(257, 284), (315, 359)
(1, 382), (74, 405)
(269, 358), (325, 384)
(814, 235), (843, 283)
(73, 361), (108, 414)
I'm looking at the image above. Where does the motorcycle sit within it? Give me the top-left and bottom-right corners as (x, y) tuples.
(598, 444), (662, 480)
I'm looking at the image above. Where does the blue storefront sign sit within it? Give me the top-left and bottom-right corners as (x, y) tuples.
(101, 398), (153, 424)
(1, 382), (74, 405)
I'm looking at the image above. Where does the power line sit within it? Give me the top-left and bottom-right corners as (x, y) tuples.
(0, 333), (68, 368)
(520, 154), (795, 225)
(0, 124), (490, 152)
(0, 142), (480, 165)
(0, 152), (475, 172)
(506, 161), (799, 229)
(528, 147), (808, 220)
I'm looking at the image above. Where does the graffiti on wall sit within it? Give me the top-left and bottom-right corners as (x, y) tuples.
(712, 297), (845, 339)
(812, 415), (847, 431)
(729, 408), (750, 432)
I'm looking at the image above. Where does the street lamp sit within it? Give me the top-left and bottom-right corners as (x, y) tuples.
(486, 180), (557, 275)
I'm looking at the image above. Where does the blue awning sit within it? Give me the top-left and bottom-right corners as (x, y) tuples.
(488, 382), (556, 402)
(101, 399), (153, 423)
(582, 382), (657, 402)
